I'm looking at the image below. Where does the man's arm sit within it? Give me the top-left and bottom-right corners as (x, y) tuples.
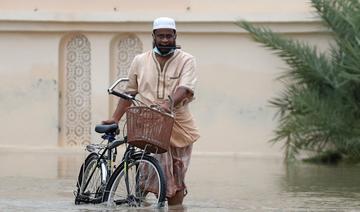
(160, 86), (194, 112)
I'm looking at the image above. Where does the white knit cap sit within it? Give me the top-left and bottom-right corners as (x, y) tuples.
(153, 17), (176, 30)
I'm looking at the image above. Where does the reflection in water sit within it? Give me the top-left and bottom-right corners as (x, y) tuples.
(1, 150), (360, 211)
(57, 154), (85, 179)
(281, 163), (360, 210)
(285, 162), (360, 192)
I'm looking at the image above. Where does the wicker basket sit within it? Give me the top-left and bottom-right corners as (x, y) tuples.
(126, 106), (174, 154)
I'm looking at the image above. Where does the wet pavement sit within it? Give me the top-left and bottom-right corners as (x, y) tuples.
(1, 148), (360, 211)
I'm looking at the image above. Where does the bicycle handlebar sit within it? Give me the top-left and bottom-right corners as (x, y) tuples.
(108, 90), (134, 100)
(108, 77), (174, 115)
(107, 78), (134, 100)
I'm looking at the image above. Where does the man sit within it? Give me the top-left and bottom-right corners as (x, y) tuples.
(103, 17), (200, 206)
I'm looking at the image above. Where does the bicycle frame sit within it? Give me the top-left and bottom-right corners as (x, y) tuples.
(81, 134), (148, 196)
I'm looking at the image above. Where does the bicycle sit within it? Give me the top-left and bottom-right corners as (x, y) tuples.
(74, 123), (119, 204)
(74, 78), (173, 208)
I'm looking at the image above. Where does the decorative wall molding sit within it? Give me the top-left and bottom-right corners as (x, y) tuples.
(60, 33), (92, 146)
(115, 35), (143, 79)
(109, 34), (143, 126)
(0, 19), (328, 34)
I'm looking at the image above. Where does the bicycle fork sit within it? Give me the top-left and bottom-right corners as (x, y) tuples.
(100, 161), (107, 184)
(82, 158), (107, 192)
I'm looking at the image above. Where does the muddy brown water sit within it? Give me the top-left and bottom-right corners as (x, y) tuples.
(1, 149), (360, 211)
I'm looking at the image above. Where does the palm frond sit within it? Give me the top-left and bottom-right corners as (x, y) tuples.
(237, 21), (337, 89)
(238, 0), (360, 161)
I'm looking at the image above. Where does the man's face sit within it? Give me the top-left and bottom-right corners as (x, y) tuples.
(153, 28), (176, 54)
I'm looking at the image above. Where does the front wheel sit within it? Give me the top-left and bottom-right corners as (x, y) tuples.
(103, 154), (166, 208)
(75, 153), (107, 204)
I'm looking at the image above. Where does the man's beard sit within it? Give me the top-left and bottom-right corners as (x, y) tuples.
(153, 42), (176, 55)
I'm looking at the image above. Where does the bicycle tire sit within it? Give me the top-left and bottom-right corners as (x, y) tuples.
(75, 153), (107, 204)
(103, 154), (166, 208)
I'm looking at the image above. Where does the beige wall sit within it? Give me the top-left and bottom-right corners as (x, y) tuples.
(0, 0), (311, 16)
(0, 0), (331, 156)
(0, 32), (60, 146)
(189, 32), (331, 156)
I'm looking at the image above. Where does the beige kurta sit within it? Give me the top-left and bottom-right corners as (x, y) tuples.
(126, 49), (200, 147)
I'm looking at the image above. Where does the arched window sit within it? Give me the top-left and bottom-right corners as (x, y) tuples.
(109, 34), (143, 112)
(59, 33), (92, 146)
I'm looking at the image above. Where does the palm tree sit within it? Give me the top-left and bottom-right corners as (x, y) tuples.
(238, 0), (360, 162)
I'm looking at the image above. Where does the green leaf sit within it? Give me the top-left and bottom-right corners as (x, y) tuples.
(237, 0), (360, 162)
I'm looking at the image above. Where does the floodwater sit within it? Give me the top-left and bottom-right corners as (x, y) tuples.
(1, 149), (360, 211)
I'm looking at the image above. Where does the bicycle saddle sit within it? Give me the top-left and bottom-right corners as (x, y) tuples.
(95, 123), (119, 134)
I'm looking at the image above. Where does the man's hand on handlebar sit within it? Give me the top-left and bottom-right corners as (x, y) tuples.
(159, 101), (171, 113)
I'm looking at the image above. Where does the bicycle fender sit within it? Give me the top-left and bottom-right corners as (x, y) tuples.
(84, 153), (100, 164)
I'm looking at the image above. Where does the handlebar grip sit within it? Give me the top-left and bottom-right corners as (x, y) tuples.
(108, 89), (134, 100)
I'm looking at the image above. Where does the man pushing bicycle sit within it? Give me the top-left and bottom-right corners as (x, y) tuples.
(103, 17), (200, 206)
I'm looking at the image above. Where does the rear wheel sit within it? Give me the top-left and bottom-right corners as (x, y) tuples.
(103, 154), (166, 208)
(75, 153), (106, 204)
